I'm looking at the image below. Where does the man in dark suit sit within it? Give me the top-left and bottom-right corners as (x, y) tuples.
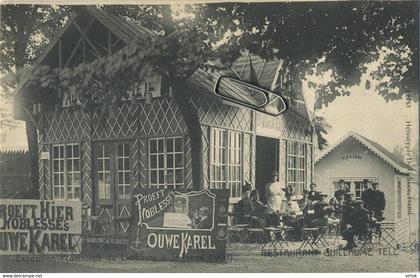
(237, 181), (253, 224)
(371, 182), (386, 221)
(360, 179), (374, 210)
(334, 180), (346, 200)
(341, 199), (370, 250)
(311, 192), (333, 225)
(195, 206), (213, 229)
(308, 182), (320, 202)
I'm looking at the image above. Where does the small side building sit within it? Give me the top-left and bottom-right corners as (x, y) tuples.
(315, 131), (413, 244)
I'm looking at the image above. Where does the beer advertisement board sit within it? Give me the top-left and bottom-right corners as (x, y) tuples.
(0, 199), (82, 255)
(128, 189), (229, 262)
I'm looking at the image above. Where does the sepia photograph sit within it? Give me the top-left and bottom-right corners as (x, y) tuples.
(0, 0), (418, 274)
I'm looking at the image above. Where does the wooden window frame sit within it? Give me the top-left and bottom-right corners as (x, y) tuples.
(51, 143), (81, 200)
(148, 136), (184, 189)
(209, 127), (243, 200)
(286, 140), (306, 194)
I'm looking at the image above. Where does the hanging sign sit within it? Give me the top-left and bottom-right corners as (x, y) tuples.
(0, 199), (82, 255)
(128, 188), (229, 262)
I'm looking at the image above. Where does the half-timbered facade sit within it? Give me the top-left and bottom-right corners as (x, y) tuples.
(14, 7), (314, 233)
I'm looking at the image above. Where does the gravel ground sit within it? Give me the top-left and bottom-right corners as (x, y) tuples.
(1, 249), (418, 273)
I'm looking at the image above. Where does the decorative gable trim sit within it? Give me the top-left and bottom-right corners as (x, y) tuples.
(315, 131), (410, 174)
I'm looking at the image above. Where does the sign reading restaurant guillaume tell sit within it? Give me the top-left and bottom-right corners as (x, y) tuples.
(128, 189), (229, 262)
(0, 199), (82, 255)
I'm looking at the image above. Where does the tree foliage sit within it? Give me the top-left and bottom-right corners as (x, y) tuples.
(3, 2), (418, 109)
(198, 1), (418, 105)
(1, 2), (418, 155)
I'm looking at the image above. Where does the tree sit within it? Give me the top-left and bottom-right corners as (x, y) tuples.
(198, 2), (418, 105)
(1, 5), (73, 194)
(392, 145), (405, 162)
(3, 2), (418, 190)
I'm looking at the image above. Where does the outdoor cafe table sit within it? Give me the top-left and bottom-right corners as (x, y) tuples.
(262, 225), (294, 250)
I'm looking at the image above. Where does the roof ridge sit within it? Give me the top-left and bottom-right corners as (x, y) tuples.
(316, 130), (412, 173)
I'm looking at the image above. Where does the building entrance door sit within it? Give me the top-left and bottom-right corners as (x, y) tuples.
(255, 136), (279, 203)
(93, 141), (131, 234)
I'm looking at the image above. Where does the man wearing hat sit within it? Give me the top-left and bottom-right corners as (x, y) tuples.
(341, 199), (370, 250)
(361, 179), (374, 211)
(308, 182), (320, 202)
(371, 182), (386, 221)
(313, 192), (332, 221)
(334, 180), (347, 200)
(298, 189), (313, 213)
(237, 181), (253, 224)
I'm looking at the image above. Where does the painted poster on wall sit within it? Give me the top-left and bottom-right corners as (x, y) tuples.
(128, 188), (229, 262)
(0, 199), (82, 255)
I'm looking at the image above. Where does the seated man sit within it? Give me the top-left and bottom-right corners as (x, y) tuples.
(249, 189), (268, 227)
(299, 189), (314, 213)
(341, 199), (370, 250)
(250, 189), (267, 213)
(236, 181), (253, 224)
(311, 192), (334, 226)
(308, 182), (321, 202)
(330, 193), (345, 216)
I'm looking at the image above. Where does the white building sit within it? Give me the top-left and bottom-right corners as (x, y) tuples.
(315, 131), (414, 244)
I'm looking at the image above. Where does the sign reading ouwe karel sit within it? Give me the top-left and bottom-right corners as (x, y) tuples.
(0, 199), (82, 255)
(128, 189), (229, 262)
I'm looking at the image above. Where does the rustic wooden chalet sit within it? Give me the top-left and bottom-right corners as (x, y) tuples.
(14, 7), (314, 233)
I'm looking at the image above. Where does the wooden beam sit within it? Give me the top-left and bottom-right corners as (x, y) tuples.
(73, 20), (102, 58)
(112, 37), (122, 49)
(23, 106), (39, 130)
(64, 19), (96, 67)
(82, 38), (87, 62)
(58, 39), (62, 69)
(108, 30), (112, 56)
(58, 39), (62, 98)
(14, 14), (80, 96)
(64, 37), (83, 68)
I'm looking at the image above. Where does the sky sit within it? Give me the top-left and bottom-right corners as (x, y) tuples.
(302, 79), (419, 159)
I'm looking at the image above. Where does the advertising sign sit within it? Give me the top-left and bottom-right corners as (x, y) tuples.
(128, 189), (229, 262)
(0, 199), (82, 255)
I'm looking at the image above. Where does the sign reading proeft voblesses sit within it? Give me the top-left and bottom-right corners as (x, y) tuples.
(128, 189), (229, 262)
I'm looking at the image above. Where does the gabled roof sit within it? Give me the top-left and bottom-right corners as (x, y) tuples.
(187, 53), (311, 121)
(315, 131), (413, 174)
(84, 6), (157, 45)
(15, 6), (158, 98)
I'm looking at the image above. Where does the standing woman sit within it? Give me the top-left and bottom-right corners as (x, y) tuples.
(265, 171), (284, 226)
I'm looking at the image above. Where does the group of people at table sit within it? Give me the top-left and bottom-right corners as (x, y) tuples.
(236, 171), (386, 250)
